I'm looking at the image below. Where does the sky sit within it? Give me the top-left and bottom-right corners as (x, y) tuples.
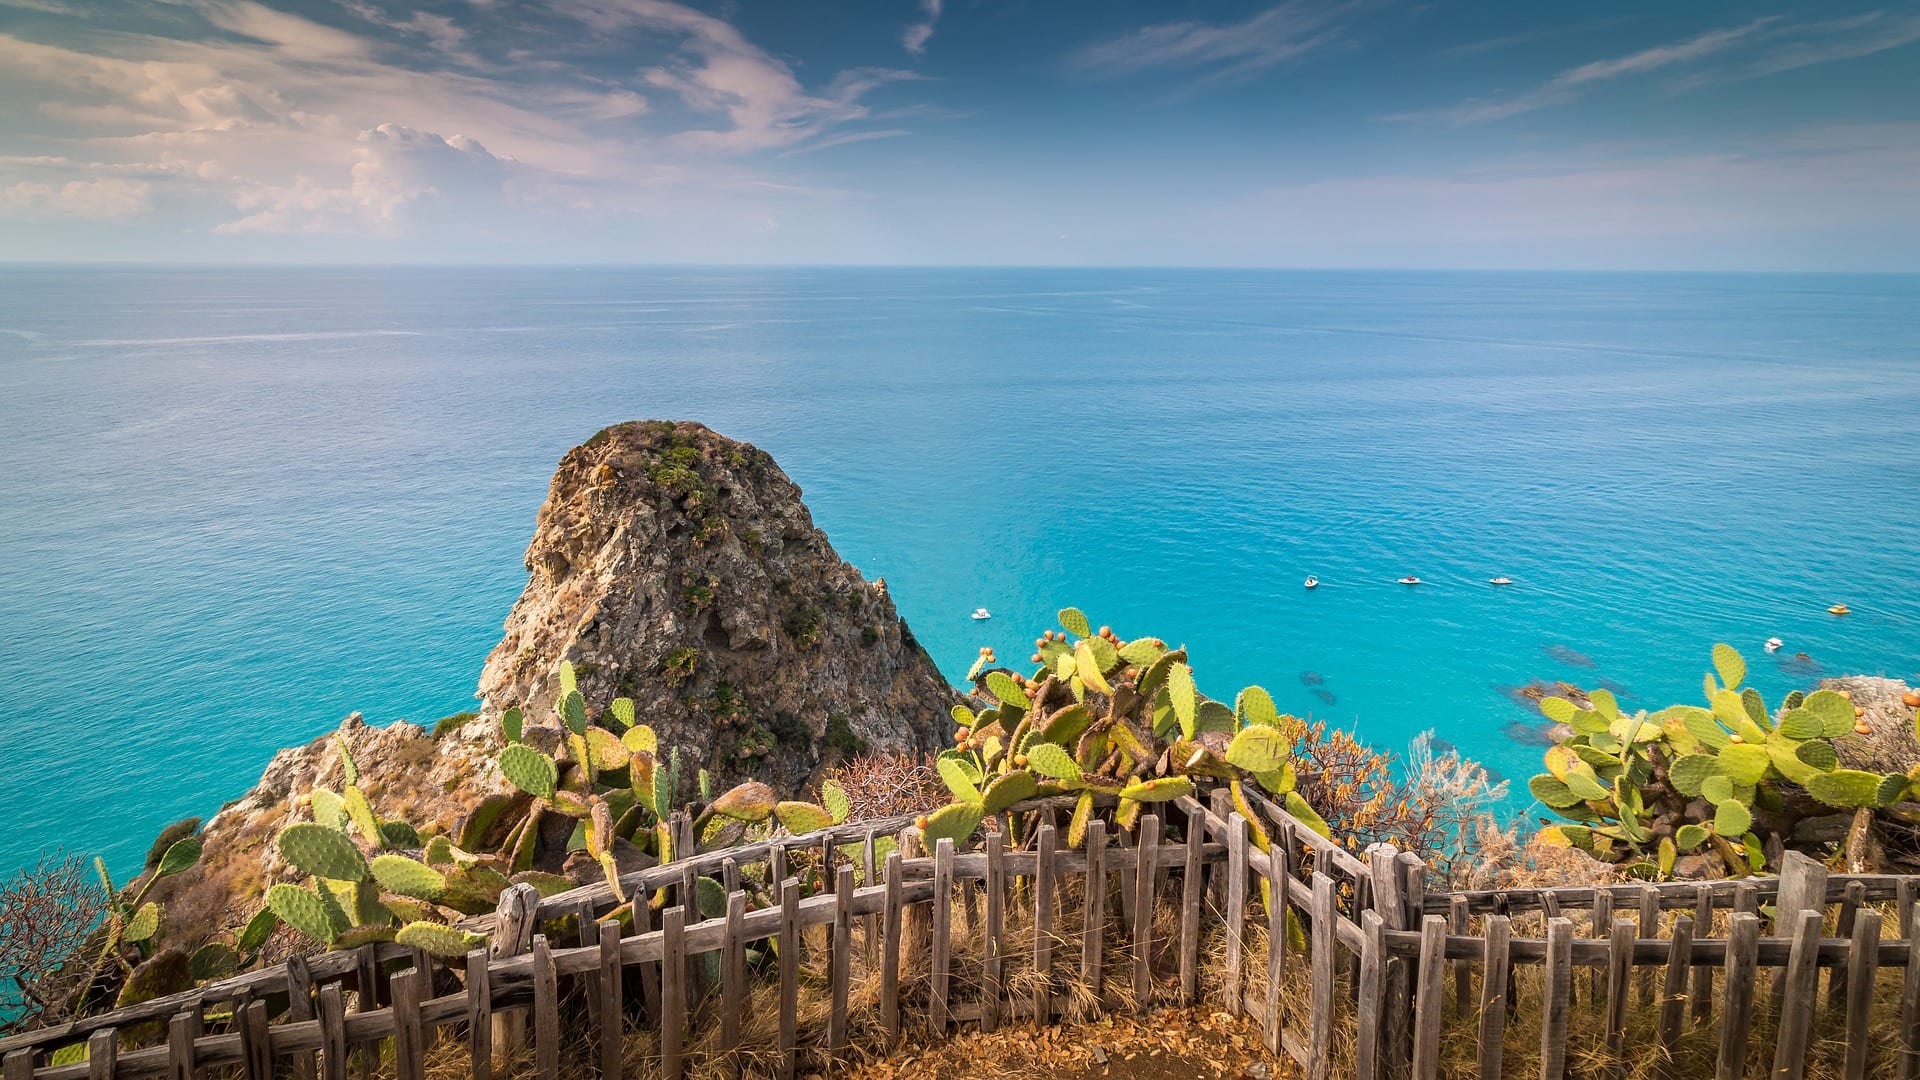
(0, 0), (1917, 268)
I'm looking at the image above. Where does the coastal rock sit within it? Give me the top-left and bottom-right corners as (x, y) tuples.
(470, 420), (954, 794)
(1826, 675), (1920, 775)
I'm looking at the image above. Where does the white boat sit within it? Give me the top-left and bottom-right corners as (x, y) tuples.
(970, 608), (991, 620)
(1489, 576), (1513, 586)
(1765, 637), (1784, 653)
(1398, 576), (1422, 585)
(1303, 576), (1319, 589)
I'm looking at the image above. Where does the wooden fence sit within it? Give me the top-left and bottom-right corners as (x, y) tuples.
(7, 788), (1920, 1080)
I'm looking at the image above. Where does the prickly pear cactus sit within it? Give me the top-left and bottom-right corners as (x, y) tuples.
(1531, 644), (1915, 878)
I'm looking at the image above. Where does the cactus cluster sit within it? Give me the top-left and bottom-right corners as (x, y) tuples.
(256, 739), (490, 957)
(480, 661), (853, 904)
(925, 609), (1327, 873)
(1532, 644), (1919, 878)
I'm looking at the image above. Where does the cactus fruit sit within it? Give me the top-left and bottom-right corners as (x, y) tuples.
(395, 922), (487, 958)
(498, 744), (559, 800)
(277, 823), (369, 883)
(369, 855), (446, 900)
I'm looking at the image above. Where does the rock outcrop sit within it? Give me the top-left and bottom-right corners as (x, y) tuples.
(153, 420), (955, 945)
(469, 420), (954, 793)
(1827, 675), (1920, 775)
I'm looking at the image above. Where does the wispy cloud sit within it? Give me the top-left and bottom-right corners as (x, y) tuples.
(1072, 0), (1366, 84)
(1400, 11), (1920, 126)
(902, 0), (940, 57)
(1394, 18), (1775, 125)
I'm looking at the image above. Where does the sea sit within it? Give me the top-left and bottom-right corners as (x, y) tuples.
(2, 266), (1917, 879)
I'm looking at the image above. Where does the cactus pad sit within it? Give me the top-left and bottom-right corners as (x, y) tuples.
(1713, 800), (1752, 835)
(1712, 643), (1746, 691)
(1236, 686), (1280, 728)
(502, 705), (524, 743)
(155, 836), (202, 877)
(559, 689), (587, 734)
(370, 855), (446, 900)
(775, 801), (834, 835)
(498, 744), (559, 800)
(607, 697), (636, 730)
(268, 884), (337, 944)
(711, 781), (778, 822)
(821, 780), (851, 824)
(982, 770), (1038, 813)
(1805, 769), (1898, 808)
(310, 788), (348, 831)
(938, 757), (983, 802)
(985, 671), (1027, 708)
(1118, 776), (1193, 803)
(278, 823), (369, 882)
(921, 802), (984, 847)
(395, 922), (487, 958)
(1057, 607), (1091, 638)
(344, 786), (383, 848)
(1225, 726), (1291, 774)
(584, 727), (630, 771)
(1026, 743), (1081, 783)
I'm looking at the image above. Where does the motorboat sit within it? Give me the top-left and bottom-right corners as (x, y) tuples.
(1398, 576), (1422, 585)
(1303, 576), (1319, 589)
(1765, 637), (1784, 653)
(970, 607), (991, 620)
(1828, 604), (1851, 616)
(1489, 576), (1513, 586)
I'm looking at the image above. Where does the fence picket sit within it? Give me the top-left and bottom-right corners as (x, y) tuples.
(778, 878), (799, 1080)
(1772, 909), (1825, 1080)
(1718, 912), (1761, 1080)
(1223, 813), (1249, 1016)
(86, 1029), (114, 1080)
(722, 889), (746, 1060)
(392, 968), (425, 1080)
(1832, 880), (1867, 1015)
(170, 1009), (203, 1080)
(597, 920), (623, 1080)
(1263, 823), (1288, 1053)
(831, 865), (854, 1050)
(1034, 821), (1057, 1027)
(532, 935), (558, 1080)
(1309, 873), (1337, 1080)
(242, 1000), (272, 1080)
(463, 949), (491, 1080)
(883, 850), (904, 1038)
(984, 830), (1005, 1033)
(1541, 917), (1573, 1080)
(932, 837), (954, 1033)
(1411, 915), (1447, 1080)
(1357, 910), (1384, 1080)
(1450, 895), (1470, 1018)
(1083, 820), (1108, 1009)
(1656, 914), (1695, 1079)
(2, 1051), (31, 1080)
(663, 906), (686, 1080)
(1605, 918), (1635, 1076)
(1901, 901), (1920, 1080)
(1135, 814), (1160, 1006)
(1692, 887), (1715, 1024)
(1844, 909), (1882, 1080)
(1181, 806), (1204, 1004)
(1477, 914), (1511, 1080)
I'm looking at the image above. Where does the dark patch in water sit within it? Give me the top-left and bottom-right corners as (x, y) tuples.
(1299, 671), (1324, 687)
(1430, 736), (1458, 757)
(1542, 644), (1597, 669)
(1503, 720), (1556, 746)
(1311, 688), (1337, 705)
(1595, 677), (1633, 702)
(1778, 652), (1824, 678)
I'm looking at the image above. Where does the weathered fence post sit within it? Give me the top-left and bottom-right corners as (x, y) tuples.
(1541, 917), (1574, 1080)
(490, 883), (538, 1068)
(316, 985), (344, 1080)
(932, 836), (954, 1032)
(1657, 914), (1695, 1077)
(778, 878), (800, 1080)
(1135, 814), (1161, 1008)
(596, 919), (623, 1080)
(1772, 852), (1828, 1013)
(1309, 872), (1337, 1080)
(883, 849), (904, 1039)
(1083, 819), (1108, 1010)
(1181, 803), (1204, 1004)
(1478, 914), (1511, 1080)
(662, 906), (686, 1080)
(1605, 918), (1635, 1075)
(1411, 914), (1447, 1080)
(1357, 910), (1385, 1080)
(831, 864), (854, 1051)
(391, 967), (425, 1080)
(532, 935), (558, 1080)
(1843, 909), (1882, 1080)
(1718, 911), (1761, 1080)
(1901, 901), (1920, 1080)
(984, 829), (1005, 1032)
(1034, 821), (1057, 1026)
(1224, 814), (1248, 1016)
(1772, 909), (1825, 1080)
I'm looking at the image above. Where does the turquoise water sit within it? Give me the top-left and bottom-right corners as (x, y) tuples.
(2, 267), (1917, 878)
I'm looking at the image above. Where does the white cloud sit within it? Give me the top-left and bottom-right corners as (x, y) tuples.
(0, 176), (151, 218)
(902, 0), (941, 57)
(1072, 0), (1366, 82)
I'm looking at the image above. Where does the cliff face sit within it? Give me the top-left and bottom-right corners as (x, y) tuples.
(473, 420), (953, 793)
(157, 421), (954, 944)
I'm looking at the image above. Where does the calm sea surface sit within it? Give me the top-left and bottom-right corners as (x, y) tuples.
(2, 267), (1917, 877)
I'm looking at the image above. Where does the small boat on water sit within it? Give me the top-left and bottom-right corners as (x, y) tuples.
(1303, 576), (1319, 589)
(1829, 604), (1851, 616)
(1766, 637), (1784, 653)
(970, 607), (992, 620)
(1489, 576), (1513, 586)
(1398, 576), (1422, 585)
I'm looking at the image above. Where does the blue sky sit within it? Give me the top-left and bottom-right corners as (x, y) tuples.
(0, 0), (1916, 267)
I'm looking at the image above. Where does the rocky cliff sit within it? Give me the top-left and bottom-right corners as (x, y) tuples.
(155, 420), (955, 943)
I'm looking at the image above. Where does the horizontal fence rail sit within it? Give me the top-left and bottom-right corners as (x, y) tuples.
(7, 793), (1920, 1080)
